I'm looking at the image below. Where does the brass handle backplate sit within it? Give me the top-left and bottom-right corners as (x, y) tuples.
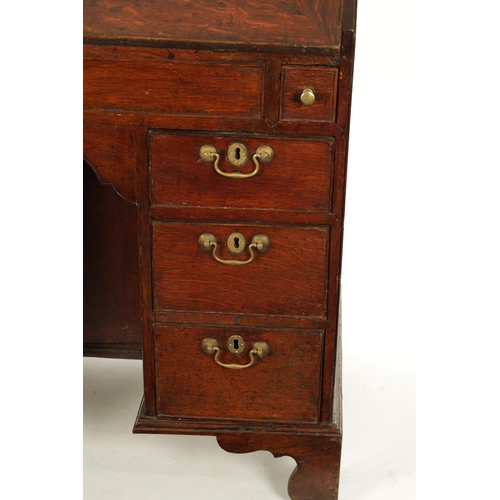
(200, 144), (273, 179)
(201, 337), (270, 370)
(198, 232), (270, 266)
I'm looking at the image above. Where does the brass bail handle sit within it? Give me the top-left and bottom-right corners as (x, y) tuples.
(201, 338), (270, 370)
(200, 145), (274, 179)
(198, 233), (270, 266)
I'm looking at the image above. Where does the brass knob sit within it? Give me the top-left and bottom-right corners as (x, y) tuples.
(300, 88), (315, 105)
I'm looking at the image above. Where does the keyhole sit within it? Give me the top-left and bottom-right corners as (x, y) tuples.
(228, 335), (245, 354)
(227, 232), (246, 255)
(227, 143), (247, 167)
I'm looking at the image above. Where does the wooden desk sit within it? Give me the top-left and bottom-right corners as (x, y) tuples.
(84, 2), (357, 498)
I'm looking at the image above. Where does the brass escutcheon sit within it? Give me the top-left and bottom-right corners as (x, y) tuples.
(227, 232), (246, 255)
(227, 335), (245, 354)
(227, 143), (248, 167)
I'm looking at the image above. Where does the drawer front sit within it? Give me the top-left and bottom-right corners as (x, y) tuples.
(152, 222), (329, 319)
(150, 132), (334, 212)
(155, 325), (324, 423)
(84, 59), (263, 118)
(281, 66), (338, 122)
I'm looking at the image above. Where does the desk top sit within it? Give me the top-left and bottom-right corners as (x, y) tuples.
(84, 0), (356, 54)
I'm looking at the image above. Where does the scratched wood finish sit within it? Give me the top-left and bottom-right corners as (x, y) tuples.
(84, 58), (263, 118)
(282, 66), (339, 122)
(152, 222), (329, 318)
(83, 161), (142, 357)
(83, 0), (343, 52)
(150, 132), (334, 212)
(217, 432), (342, 500)
(155, 325), (324, 422)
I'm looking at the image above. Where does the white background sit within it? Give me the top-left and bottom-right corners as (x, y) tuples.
(2, 0), (500, 498)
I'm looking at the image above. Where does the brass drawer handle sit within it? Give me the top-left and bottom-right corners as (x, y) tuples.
(198, 233), (270, 266)
(200, 145), (273, 179)
(201, 337), (270, 370)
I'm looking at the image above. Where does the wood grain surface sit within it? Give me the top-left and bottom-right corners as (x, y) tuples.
(83, 0), (343, 52)
(84, 58), (263, 118)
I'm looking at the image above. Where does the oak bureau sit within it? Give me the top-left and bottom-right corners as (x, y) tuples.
(83, 1), (357, 498)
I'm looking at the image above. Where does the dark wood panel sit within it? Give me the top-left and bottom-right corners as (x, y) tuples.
(83, 161), (142, 354)
(155, 325), (323, 422)
(84, 58), (263, 118)
(150, 132), (334, 212)
(152, 222), (329, 318)
(83, 0), (343, 52)
(83, 123), (137, 202)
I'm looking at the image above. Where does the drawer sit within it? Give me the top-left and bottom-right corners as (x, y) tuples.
(155, 325), (324, 423)
(150, 132), (334, 212)
(84, 59), (263, 118)
(281, 66), (339, 122)
(152, 222), (329, 319)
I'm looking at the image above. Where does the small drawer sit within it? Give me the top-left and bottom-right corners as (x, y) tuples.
(281, 66), (338, 122)
(155, 325), (324, 423)
(150, 132), (334, 212)
(84, 59), (263, 118)
(152, 222), (329, 319)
